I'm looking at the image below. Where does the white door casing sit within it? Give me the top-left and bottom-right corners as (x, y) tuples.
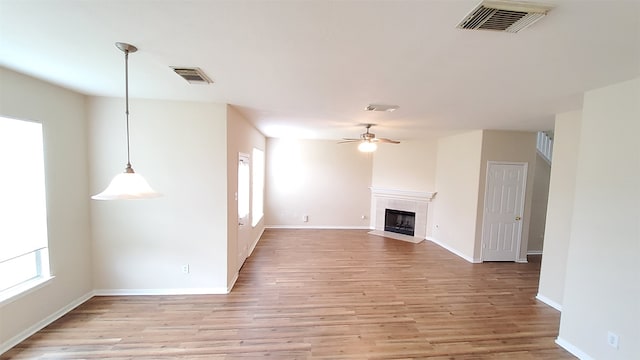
(481, 162), (528, 262)
(237, 153), (250, 269)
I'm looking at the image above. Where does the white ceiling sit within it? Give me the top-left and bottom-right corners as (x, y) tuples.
(1, 0), (638, 141)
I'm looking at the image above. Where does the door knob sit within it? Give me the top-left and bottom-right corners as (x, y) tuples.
(515, 216), (522, 221)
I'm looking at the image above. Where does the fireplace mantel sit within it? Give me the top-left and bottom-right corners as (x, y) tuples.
(369, 187), (436, 241)
(369, 187), (436, 202)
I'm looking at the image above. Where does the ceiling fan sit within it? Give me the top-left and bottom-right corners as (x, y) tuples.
(339, 124), (400, 152)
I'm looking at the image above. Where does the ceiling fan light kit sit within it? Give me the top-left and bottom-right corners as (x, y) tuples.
(91, 42), (161, 200)
(340, 124), (400, 153)
(358, 141), (378, 153)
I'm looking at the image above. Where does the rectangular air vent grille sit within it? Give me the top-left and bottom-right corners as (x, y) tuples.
(458, 1), (551, 33)
(171, 67), (213, 84)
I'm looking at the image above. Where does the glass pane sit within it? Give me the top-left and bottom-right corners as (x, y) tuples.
(252, 148), (264, 227)
(238, 159), (250, 219)
(0, 252), (38, 291)
(0, 117), (48, 262)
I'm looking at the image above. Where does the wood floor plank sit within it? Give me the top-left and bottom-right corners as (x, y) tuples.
(2, 229), (575, 359)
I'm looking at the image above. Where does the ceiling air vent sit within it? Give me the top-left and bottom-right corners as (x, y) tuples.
(171, 67), (213, 84)
(457, 0), (552, 33)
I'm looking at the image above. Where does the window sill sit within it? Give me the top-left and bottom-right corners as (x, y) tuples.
(0, 276), (55, 307)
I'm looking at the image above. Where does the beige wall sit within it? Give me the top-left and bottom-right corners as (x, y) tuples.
(226, 105), (266, 285)
(476, 130), (537, 262)
(431, 131), (483, 261)
(557, 78), (639, 359)
(265, 138), (372, 228)
(527, 154), (551, 253)
(371, 140), (437, 192)
(537, 110), (582, 310)
(90, 97), (230, 292)
(0, 68), (93, 349)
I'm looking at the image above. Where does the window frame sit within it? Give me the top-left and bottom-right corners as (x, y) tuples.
(0, 116), (52, 304)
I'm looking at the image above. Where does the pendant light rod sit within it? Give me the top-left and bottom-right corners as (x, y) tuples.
(116, 42), (137, 172)
(91, 42), (160, 200)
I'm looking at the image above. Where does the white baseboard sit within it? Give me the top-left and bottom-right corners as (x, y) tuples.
(516, 257), (529, 263)
(93, 288), (229, 296)
(556, 337), (593, 360)
(536, 293), (563, 312)
(0, 290), (94, 355)
(265, 225), (371, 230)
(248, 227), (265, 256)
(527, 250), (543, 255)
(426, 237), (481, 263)
(227, 273), (239, 293)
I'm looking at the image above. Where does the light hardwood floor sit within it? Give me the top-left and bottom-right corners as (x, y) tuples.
(3, 229), (574, 359)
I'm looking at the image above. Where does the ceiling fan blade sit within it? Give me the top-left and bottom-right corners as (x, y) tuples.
(338, 138), (361, 144)
(375, 138), (401, 144)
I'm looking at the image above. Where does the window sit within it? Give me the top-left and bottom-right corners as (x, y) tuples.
(251, 148), (264, 227)
(238, 156), (250, 220)
(0, 117), (50, 299)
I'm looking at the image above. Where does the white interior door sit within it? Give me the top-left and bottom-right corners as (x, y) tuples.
(481, 162), (527, 262)
(237, 154), (250, 269)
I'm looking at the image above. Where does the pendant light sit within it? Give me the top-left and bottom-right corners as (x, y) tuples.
(92, 42), (161, 200)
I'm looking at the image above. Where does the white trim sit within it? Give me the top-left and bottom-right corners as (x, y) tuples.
(265, 225), (371, 230)
(0, 276), (55, 307)
(248, 226), (265, 256)
(516, 257), (528, 263)
(93, 288), (229, 296)
(536, 293), (563, 312)
(0, 290), (94, 355)
(227, 272), (239, 293)
(555, 337), (594, 360)
(369, 187), (436, 202)
(427, 237), (481, 263)
(527, 250), (543, 255)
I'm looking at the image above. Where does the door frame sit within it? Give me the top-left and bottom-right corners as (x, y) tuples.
(480, 161), (528, 262)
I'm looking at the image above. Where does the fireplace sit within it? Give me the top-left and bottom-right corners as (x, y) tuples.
(384, 209), (416, 236)
(369, 187), (436, 242)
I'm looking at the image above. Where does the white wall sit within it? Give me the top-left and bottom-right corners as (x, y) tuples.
(372, 140), (438, 236)
(89, 97), (230, 293)
(0, 68), (93, 349)
(431, 131), (483, 261)
(557, 78), (639, 359)
(537, 110), (582, 310)
(527, 154), (551, 253)
(226, 105), (266, 284)
(371, 140), (437, 192)
(265, 138), (372, 228)
(476, 130), (537, 262)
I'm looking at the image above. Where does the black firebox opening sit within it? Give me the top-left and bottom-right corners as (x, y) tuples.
(384, 209), (416, 236)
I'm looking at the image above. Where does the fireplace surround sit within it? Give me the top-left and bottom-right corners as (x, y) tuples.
(369, 187), (436, 241)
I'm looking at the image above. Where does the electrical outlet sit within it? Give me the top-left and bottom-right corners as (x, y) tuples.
(607, 331), (619, 349)
(303, 215), (309, 222)
(181, 264), (190, 274)
(361, 215), (367, 220)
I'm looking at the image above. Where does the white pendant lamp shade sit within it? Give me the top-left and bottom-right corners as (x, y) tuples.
(92, 166), (160, 200)
(358, 141), (377, 152)
(91, 42), (160, 200)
